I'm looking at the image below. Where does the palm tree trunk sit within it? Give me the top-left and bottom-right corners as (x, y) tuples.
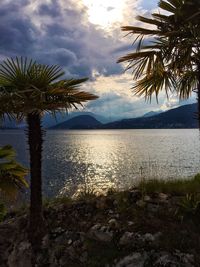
(27, 113), (44, 251)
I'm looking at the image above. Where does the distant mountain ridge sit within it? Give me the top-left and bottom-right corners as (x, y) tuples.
(50, 115), (102, 129)
(1, 103), (198, 130)
(50, 103), (198, 130)
(102, 103), (198, 129)
(0, 112), (108, 129)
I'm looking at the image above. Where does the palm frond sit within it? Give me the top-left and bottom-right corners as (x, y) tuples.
(0, 146), (28, 198)
(0, 57), (98, 118)
(158, 0), (177, 13)
(177, 71), (198, 99)
(118, 0), (200, 104)
(121, 26), (160, 36)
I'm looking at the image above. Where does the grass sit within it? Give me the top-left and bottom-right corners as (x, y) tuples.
(137, 173), (200, 196)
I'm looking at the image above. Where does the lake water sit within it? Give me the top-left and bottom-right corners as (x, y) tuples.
(0, 129), (200, 197)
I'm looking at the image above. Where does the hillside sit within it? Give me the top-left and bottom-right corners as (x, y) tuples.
(50, 115), (102, 129)
(42, 112), (109, 127)
(0, 112), (108, 129)
(102, 103), (198, 129)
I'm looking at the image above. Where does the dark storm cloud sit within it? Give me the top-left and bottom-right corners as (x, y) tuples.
(38, 3), (61, 17)
(0, 0), (124, 78)
(0, 0), (37, 57)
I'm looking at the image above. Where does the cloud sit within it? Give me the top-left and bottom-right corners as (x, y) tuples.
(2, 0), (188, 119)
(0, 0), (129, 78)
(161, 94), (197, 111)
(81, 73), (174, 119)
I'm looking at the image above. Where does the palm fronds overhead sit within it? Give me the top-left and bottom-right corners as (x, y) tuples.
(118, 0), (200, 102)
(0, 57), (98, 118)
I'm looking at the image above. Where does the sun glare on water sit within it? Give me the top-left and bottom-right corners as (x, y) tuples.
(82, 0), (125, 29)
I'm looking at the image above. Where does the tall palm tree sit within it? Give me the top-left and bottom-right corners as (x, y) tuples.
(0, 57), (98, 250)
(0, 145), (28, 198)
(118, 0), (200, 125)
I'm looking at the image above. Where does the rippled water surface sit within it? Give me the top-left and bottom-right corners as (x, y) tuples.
(0, 129), (200, 197)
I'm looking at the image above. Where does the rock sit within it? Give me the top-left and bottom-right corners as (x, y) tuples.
(96, 197), (108, 210)
(159, 193), (169, 203)
(142, 232), (162, 247)
(119, 232), (162, 247)
(0, 224), (17, 265)
(115, 252), (148, 267)
(88, 224), (113, 242)
(147, 203), (159, 213)
(42, 234), (50, 248)
(143, 233), (155, 243)
(8, 241), (32, 267)
(80, 251), (88, 263)
(50, 227), (66, 238)
(119, 232), (135, 246)
(108, 218), (119, 229)
(146, 251), (195, 267)
(136, 200), (146, 208)
(174, 251), (195, 266)
(108, 209), (114, 214)
(159, 193), (168, 200)
(113, 200), (118, 206)
(129, 190), (142, 202)
(127, 221), (134, 226)
(68, 239), (73, 245)
(144, 195), (151, 202)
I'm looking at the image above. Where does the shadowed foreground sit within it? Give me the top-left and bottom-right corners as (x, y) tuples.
(1, 176), (200, 266)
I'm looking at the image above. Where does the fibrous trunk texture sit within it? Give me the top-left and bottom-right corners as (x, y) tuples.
(27, 113), (44, 257)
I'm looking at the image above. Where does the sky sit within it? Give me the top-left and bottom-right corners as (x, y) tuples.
(0, 0), (196, 120)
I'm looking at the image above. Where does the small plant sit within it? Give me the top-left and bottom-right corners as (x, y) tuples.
(178, 193), (200, 221)
(139, 166), (146, 201)
(76, 187), (97, 201)
(107, 187), (117, 196)
(0, 145), (28, 198)
(74, 175), (99, 201)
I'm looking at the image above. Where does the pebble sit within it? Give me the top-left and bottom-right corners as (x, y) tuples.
(108, 218), (119, 229)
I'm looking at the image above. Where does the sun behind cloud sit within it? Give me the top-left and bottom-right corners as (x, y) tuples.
(82, 0), (125, 29)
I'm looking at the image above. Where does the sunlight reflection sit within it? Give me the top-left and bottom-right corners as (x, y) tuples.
(58, 132), (121, 196)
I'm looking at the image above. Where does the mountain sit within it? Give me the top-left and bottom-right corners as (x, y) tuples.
(50, 115), (102, 129)
(0, 112), (108, 129)
(143, 110), (162, 118)
(0, 117), (25, 129)
(102, 103), (198, 129)
(42, 111), (109, 128)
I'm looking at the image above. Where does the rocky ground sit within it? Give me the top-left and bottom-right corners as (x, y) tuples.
(0, 189), (200, 266)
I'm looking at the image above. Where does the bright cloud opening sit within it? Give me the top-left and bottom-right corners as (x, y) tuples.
(82, 0), (125, 29)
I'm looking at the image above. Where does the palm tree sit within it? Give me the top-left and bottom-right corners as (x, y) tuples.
(0, 57), (98, 250)
(0, 145), (28, 198)
(118, 0), (200, 126)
